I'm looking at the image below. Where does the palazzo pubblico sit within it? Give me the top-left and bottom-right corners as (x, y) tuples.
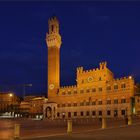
(43, 16), (140, 120)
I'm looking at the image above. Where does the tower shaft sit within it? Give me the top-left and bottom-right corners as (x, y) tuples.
(48, 47), (60, 88)
(46, 17), (62, 99)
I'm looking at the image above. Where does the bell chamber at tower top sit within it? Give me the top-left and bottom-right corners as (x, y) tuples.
(46, 16), (62, 49)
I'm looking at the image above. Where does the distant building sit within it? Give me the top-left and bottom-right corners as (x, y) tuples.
(29, 97), (47, 118)
(19, 101), (30, 117)
(0, 92), (20, 116)
(24, 95), (41, 102)
(20, 96), (47, 118)
(43, 16), (137, 119)
(134, 85), (140, 115)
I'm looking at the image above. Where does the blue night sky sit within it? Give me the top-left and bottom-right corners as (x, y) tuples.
(0, 2), (140, 97)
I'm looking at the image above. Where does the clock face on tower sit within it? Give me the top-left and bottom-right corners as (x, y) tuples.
(49, 84), (55, 90)
(87, 76), (93, 82)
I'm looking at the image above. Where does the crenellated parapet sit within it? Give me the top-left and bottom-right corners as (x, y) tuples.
(99, 61), (107, 69)
(48, 16), (59, 24)
(113, 76), (134, 82)
(46, 34), (61, 48)
(46, 16), (62, 49)
(77, 67), (83, 74)
(77, 61), (108, 75)
(59, 85), (77, 95)
(48, 16), (59, 34)
(83, 68), (100, 74)
(60, 85), (77, 89)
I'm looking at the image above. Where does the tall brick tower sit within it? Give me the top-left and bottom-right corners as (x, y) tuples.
(46, 17), (62, 100)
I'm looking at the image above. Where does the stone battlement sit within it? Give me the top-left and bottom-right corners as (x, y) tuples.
(77, 61), (107, 74)
(113, 76), (133, 82)
(60, 85), (77, 89)
(48, 16), (59, 24)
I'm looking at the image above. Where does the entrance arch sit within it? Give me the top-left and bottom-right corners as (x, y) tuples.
(43, 102), (57, 120)
(46, 106), (52, 119)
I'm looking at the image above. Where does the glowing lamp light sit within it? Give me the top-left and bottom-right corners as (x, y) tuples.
(9, 93), (13, 97)
(129, 76), (132, 79)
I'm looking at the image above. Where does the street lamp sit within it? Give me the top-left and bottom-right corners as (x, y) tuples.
(8, 92), (14, 116)
(129, 76), (132, 79)
(9, 93), (13, 97)
(23, 84), (32, 99)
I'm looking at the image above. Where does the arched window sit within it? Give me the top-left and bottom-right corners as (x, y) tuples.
(114, 84), (118, 90)
(51, 25), (54, 32)
(121, 83), (126, 89)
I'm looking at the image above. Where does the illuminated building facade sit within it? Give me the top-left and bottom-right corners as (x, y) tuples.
(29, 97), (47, 117)
(20, 96), (47, 118)
(0, 92), (20, 116)
(19, 101), (30, 117)
(43, 16), (136, 119)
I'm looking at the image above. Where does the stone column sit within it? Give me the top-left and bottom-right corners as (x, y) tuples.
(128, 115), (132, 125)
(14, 124), (20, 140)
(102, 117), (107, 129)
(67, 119), (72, 134)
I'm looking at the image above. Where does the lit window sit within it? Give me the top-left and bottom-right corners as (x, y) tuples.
(99, 111), (102, 116)
(80, 102), (84, 106)
(62, 112), (65, 118)
(86, 102), (90, 106)
(62, 104), (65, 107)
(99, 87), (102, 92)
(107, 100), (111, 104)
(68, 91), (71, 94)
(92, 101), (96, 105)
(62, 91), (65, 95)
(107, 110), (111, 116)
(74, 112), (77, 116)
(68, 112), (71, 118)
(81, 80), (84, 84)
(73, 103), (77, 106)
(121, 83), (126, 89)
(51, 25), (54, 32)
(114, 110), (118, 117)
(92, 111), (96, 116)
(98, 100), (102, 105)
(86, 111), (90, 116)
(106, 86), (111, 91)
(114, 99), (118, 104)
(121, 99), (126, 103)
(80, 90), (84, 93)
(86, 89), (90, 93)
(81, 111), (84, 116)
(121, 110), (126, 115)
(57, 112), (60, 117)
(68, 103), (71, 107)
(92, 88), (96, 92)
(114, 85), (118, 90)
(74, 90), (77, 94)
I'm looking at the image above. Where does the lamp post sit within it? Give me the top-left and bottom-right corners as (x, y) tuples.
(9, 93), (14, 116)
(23, 84), (32, 99)
(9, 93), (13, 97)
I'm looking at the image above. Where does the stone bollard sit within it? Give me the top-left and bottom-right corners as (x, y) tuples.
(102, 118), (107, 129)
(128, 115), (132, 125)
(14, 124), (20, 140)
(67, 119), (72, 134)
